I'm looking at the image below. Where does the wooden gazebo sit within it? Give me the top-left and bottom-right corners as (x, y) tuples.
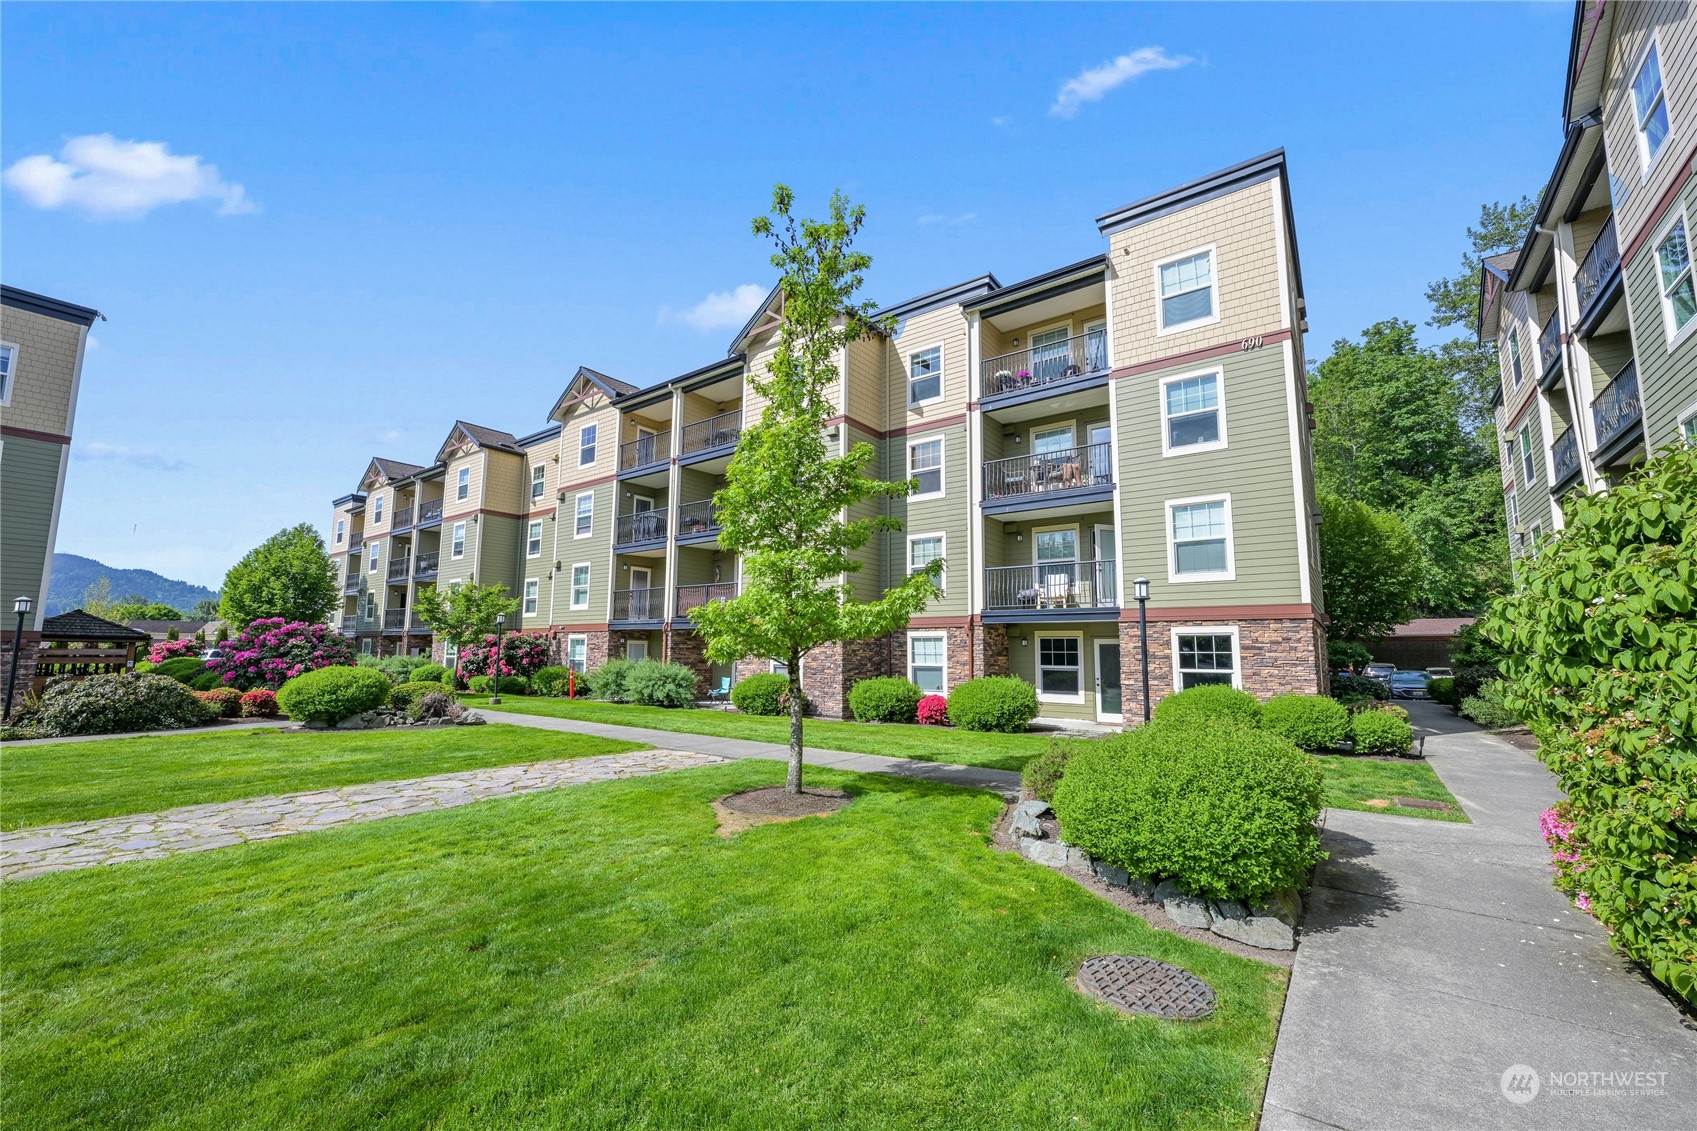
(33, 609), (152, 695)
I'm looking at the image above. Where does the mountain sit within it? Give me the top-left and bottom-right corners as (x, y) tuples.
(46, 553), (219, 617)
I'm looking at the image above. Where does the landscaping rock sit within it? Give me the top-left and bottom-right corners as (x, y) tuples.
(1024, 837), (1089, 872)
(1012, 799), (1051, 822)
(1125, 875), (1156, 899)
(1210, 914), (1296, 951)
(1152, 879), (1186, 905)
(304, 720), (331, 730)
(457, 712), (486, 726)
(1209, 899), (1248, 924)
(1163, 894), (1214, 930)
(1011, 811), (1042, 838)
(1254, 887), (1304, 929)
(334, 712), (378, 730)
(1092, 859), (1130, 887)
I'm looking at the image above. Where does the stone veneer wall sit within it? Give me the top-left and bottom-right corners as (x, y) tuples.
(0, 633), (41, 712)
(1118, 616), (1324, 703)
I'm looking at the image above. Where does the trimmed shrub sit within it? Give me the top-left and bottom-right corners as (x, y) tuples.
(391, 680), (457, 710)
(917, 694), (948, 726)
(132, 660), (155, 673)
(1022, 738), (1076, 803)
(154, 656), (207, 685)
(848, 677), (923, 724)
(1261, 694), (1349, 751)
(946, 676), (1039, 733)
(468, 675), (530, 695)
(276, 665), (393, 723)
(731, 673), (788, 716)
(194, 686), (244, 718)
(1452, 665), (1499, 702)
(410, 662), (450, 686)
(1349, 709), (1415, 756)
(1426, 676), (1458, 706)
(1459, 680), (1519, 730)
(356, 654), (384, 669)
(190, 671), (224, 691)
(1154, 683), (1263, 729)
(625, 661), (699, 708)
(239, 689), (279, 717)
(1054, 718), (1324, 902)
(1329, 673), (1389, 701)
(531, 665), (569, 696)
(587, 658), (636, 703)
(35, 673), (216, 737)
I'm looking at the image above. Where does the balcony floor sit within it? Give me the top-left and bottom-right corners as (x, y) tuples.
(981, 482), (1114, 521)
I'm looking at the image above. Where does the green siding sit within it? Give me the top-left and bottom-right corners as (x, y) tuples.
(552, 482), (613, 623)
(1624, 178), (1697, 450)
(882, 421), (970, 618)
(1004, 625), (1120, 722)
(0, 434), (64, 622)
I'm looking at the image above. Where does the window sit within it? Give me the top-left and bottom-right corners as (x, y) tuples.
(579, 424), (597, 466)
(372, 496), (383, 524)
(361, 592), (375, 619)
(1681, 407), (1697, 446)
(1505, 490), (1518, 532)
(361, 636), (373, 656)
(908, 346), (942, 405)
(1654, 214), (1694, 342)
(908, 437), (944, 498)
(574, 491), (594, 537)
(1519, 423), (1536, 484)
(1175, 631), (1237, 690)
(527, 521), (543, 557)
(908, 633), (946, 693)
(0, 342), (17, 405)
(531, 465), (546, 501)
(451, 521), (466, 559)
(444, 642), (458, 669)
(1161, 372), (1225, 453)
(1632, 40), (1671, 171)
(456, 467), (470, 501)
(335, 519), (344, 545)
(566, 634), (587, 673)
(1169, 497), (1232, 579)
(368, 546), (380, 572)
(1530, 524), (1545, 554)
(1508, 330), (1524, 386)
(523, 579), (539, 616)
(1037, 636), (1082, 699)
(570, 564), (590, 609)
(1157, 248), (1216, 331)
(909, 534), (945, 593)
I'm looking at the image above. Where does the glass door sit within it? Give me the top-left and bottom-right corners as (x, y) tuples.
(629, 566), (652, 618)
(1087, 422), (1113, 483)
(1084, 320), (1108, 372)
(1030, 326), (1071, 384)
(632, 495), (657, 541)
(1034, 528), (1077, 607)
(1095, 640), (1123, 721)
(1092, 524), (1117, 607)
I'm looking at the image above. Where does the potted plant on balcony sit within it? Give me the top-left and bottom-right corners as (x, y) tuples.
(992, 369), (1014, 388)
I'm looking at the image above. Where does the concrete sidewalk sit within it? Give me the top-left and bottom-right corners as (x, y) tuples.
(1263, 702), (1695, 1130)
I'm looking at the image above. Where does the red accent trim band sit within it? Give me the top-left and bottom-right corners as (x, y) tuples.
(824, 412), (969, 441)
(1109, 328), (1293, 380)
(0, 425), (71, 445)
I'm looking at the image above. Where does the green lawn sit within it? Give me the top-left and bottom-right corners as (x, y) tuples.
(2, 761), (1288, 1130)
(1313, 754), (1468, 822)
(463, 694), (1057, 771)
(0, 725), (643, 830)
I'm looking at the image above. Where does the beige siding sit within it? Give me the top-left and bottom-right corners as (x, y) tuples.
(886, 303), (972, 423)
(844, 336), (884, 430)
(0, 434), (66, 625)
(0, 305), (82, 436)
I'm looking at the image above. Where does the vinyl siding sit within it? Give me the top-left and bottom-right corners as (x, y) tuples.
(884, 420), (969, 617)
(550, 480), (613, 623)
(887, 303), (971, 421)
(1004, 625), (1119, 722)
(844, 336), (884, 431)
(0, 434), (65, 620)
(1625, 178), (1697, 447)
(0, 305), (82, 436)
(1602, 1), (1696, 253)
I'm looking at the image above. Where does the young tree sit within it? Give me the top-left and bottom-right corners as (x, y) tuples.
(190, 598), (222, 619)
(1316, 494), (1424, 643)
(220, 524), (338, 628)
(80, 577), (118, 620)
(110, 601), (185, 621)
(412, 581), (520, 679)
(691, 186), (941, 793)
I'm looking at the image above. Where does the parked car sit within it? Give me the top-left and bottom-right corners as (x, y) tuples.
(1364, 663), (1396, 685)
(1426, 666), (1454, 680)
(199, 647), (224, 662)
(1390, 670), (1431, 700)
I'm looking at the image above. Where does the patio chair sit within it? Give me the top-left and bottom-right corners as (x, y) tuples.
(707, 677), (732, 704)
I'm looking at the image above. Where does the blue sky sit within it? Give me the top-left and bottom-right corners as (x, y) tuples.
(3, 2), (1572, 590)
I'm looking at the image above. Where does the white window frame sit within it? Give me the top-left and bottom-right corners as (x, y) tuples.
(1507, 327), (1524, 387)
(1505, 489), (1518, 533)
(570, 563), (591, 610)
(0, 341), (17, 407)
(1631, 34), (1673, 177)
(522, 578), (539, 616)
(574, 490), (594, 538)
(526, 520), (543, 558)
(1171, 626), (1241, 691)
(1519, 423), (1536, 484)
(1030, 421), (1076, 453)
(1679, 401), (1697, 446)
(531, 464), (547, 501)
(579, 424), (597, 467)
(456, 466), (470, 501)
(907, 631), (948, 695)
(372, 495), (383, 524)
(1165, 494), (1235, 582)
(908, 532), (946, 594)
(1034, 631), (1085, 704)
(1154, 243), (1221, 335)
(1651, 205), (1696, 349)
(451, 521), (466, 559)
(368, 545), (380, 573)
(335, 519), (344, 545)
(907, 434), (946, 500)
(1158, 368), (1228, 456)
(907, 343), (945, 407)
(565, 634), (588, 673)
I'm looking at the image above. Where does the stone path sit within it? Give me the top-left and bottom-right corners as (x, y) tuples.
(0, 748), (721, 882)
(1262, 702), (1696, 1130)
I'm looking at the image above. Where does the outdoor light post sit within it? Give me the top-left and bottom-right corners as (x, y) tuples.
(4, 596), (33, 722)
(1133, 578), (1151, 722)
(490, 613), (506, 704)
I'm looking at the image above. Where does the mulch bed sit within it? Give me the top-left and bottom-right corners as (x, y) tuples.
(712, 787), (851, 838)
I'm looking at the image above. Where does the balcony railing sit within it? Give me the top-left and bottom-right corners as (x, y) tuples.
(1591, 361), (1642, 456)
(676, 499), (721, 537)
(982, 330), (1108, 398)
(387, 557), (411, 583)
(409, 615), (429, 633)
(984, 442), (1113, 500)
(611, 587), (664, 620)
(620, 431), (671, 471)
(342, 573), (361, 594)
(1550, 427), (1581, 489)
(676, 582), (736, 618)
(1538, 308), (1563, 383)
(413, 550), (439, 580)
(417, 498), (443, 525)
(616, 510), (668, 545)
(383, 609), (407, 631)
(1574, 215), (1620, 320)
(681, 410), (742, 456)
(985, 560), (1118, 611)
(392, 505), (414, 530)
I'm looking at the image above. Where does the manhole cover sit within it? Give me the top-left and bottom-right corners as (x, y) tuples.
(1075, 955), (1217, 1020)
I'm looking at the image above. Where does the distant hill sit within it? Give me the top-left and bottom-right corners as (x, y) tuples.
(47, 553), (219, 617)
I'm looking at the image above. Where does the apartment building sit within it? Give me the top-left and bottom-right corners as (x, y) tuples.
(1481, 1), (1697, 560)
(327, 149), (1325, 722)
(0, 285), (99, 702)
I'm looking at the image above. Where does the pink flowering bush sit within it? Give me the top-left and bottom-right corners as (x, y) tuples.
(240, 688), (279, 717)
(148, 638), (199, 664)
(194, 687), (244, 718)
(206, 618), (356, 690)
(1540, 803), (1593, 914)
(917, 694), (949, 726)
(459, 632), (550, 679)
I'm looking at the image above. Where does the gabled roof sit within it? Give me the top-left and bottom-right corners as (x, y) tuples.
(1, 284), (102, 327)
(549, 366), (637, 421)
(41, 609), (150, 643)
(1477, 251), (1520, 342)
(1563, 0), (1613, 128)
(726, 283), (784, 356)
(436, 420), (523, 462)
(880, 274), (1001, 322)
(359, 457), (427, 491)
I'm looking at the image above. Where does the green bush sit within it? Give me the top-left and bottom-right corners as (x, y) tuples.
(194, 687), (244, 718)
(468, 675), (529, 695)
(1022, 738), (1077, 803)
(1326, 639), (1373, 672)
(132, 660), (155, 673)
(154, 656), (207, 686)
(848, 676), (923, 724)
(731, 672), (789, 716)
(1329, 673), (1389, 701)
(276, 665), (394, 723)
(1453, 665), (1499, 702)
(625, 661), (699, 708)
(1053, 719), (1324, 902)
(1459, 680), (1519, 729)
(356, 654), (384, 669)
(586, 658), (636, 703)
(531, 665), (569, 696)
(1154, 683), (1262, 729)
(375, 654), (430, 683)
(1426, 676), (1458, 706)
(1261, 694), (1349, 751)
(944, 676), (1038, 733)
(34, 673), (216, 736)
(1349, 709), (1415, 756)
(390, 681), (458, 710)
(189, 671), (224, 691)
(410, 662), (450, 685)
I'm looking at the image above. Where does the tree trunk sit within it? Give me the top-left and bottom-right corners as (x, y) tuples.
(787, 652), (804, 793)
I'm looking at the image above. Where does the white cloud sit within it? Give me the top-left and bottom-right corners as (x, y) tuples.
(1050, 47), (1193, 118)
(4, 134), (255, 219)
(658, 283), (767, 332)
(990, 116), (1010, 128)
(75, 441), (186, 471)
(916, 212), (977, 227)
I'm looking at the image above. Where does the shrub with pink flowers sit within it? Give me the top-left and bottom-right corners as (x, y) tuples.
(148, 638), (199, 664)
(917, 694), (949, 726)
(240, 689), (279, 717)
(459, 632), (551, 679)
(1539, 803), (1592, 913)
(206, 618), (356, 690)
(194, 687), (244, 718)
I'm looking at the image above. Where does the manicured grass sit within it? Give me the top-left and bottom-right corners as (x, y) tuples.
(2, 762), (1287, 1130)
(463, 694), (1057, 771)
(1312, 753), (1468, 822)
(0, 725), (643, 830)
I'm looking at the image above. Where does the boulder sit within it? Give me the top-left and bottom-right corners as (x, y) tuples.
(1011, 810), (1043, 838)
(457, 712), (487, 726)
(1024, 838), (1089, 872)
(1012, 799), (1052, 822)
(334, 712), (378, 730)
(1092, 860), (1130, 887)
(1253, 887), (1304, 929)
(1152, 879), (1186, 905)
(1210, 914), (1296, 951)
(1163, 894), (1214, 930)
(1124, 876), (1156, 899)
(1209, 899), (1248, 924)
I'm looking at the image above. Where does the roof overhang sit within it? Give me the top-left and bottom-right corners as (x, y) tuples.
(727, 283), (783, 356)
(1, 285), (101, 326)
(1508, 112), (1606, 293)
(881, 274), (1001, 323)
(966, 256), (1107, 331)
(1564, 0), (1612, 128)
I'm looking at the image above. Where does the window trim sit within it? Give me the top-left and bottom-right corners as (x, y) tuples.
(1630, 33), (1674, 178)
(906, 342), (946, 408)
(372, 495), (383, 525)
(0, 341), (17, 407)
(569, 562), (591, 610)
(451, 521), (466, 560)
(1171, 626), (1241, 691)
(1519, 423), (1536, 484)
(530, 464), (547, 501)
(907, 630), (949, 695)
(522, 578), (539, 616)
(1651, 205), (1696, 350)
(908, 531), (946, 595)
(906, 433), (946, 500)
(1165, 494), (1235, 582)
(456, 466), (470, 501)
(1034, 630), (1086, 705)
(579, 423), (598, 467)
(1507, 327), (1524, 387)
(368, 545), (380, 573)
(573, 490), (595, 538)
(526, 520), (543, 558)
(1158, 367), (1228, 456)
(1678, 400), (1697, 445)
(565, 633), (588, 673)
(1505, 489), (1518, 533)
(335, 519), (345, 545)
(1153, 243), (1221, 336)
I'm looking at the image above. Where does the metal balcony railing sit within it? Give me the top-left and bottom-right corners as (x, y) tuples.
(413, 550), (439, 580)
(619, 431), (670, 471)
(387, 557), (411, 582)
(681, 410), (742, 455)
(615, 510), (667, 545)
(1550, 427), (1581, 489)
(676, 499), (721, 537)
(611, 587), (664, 620)
(409, 615), (429, 633)
(676, 582), (736, 618)
(383, 609), (407, 631)
(984, 442), (1113, 500)
(392, 505), (414, 530)
(1574, 215), (1620, 320)
(417, 498), (443, 525)
(1538, 308), (1563, 383)
(343, 573), (361, 594)
(982, 330), (1108, 398)
(984, 561), (1118, 611)
(1591, 361), (1642, 456)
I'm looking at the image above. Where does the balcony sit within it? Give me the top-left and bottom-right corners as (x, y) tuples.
(680, 410), (742, 460)
(1538, 308), (1564, 388)
(676, 582), (736, 619)
(611, 587), (664, 623)
(417, 498), (444, 527)
(387, 557), (411, 583)
(615, 510), (668, 547)
(1550, 427), (1582, 493)
(413, 550), (439, 581)
(392, 504), (414, 530)
(619, 431), (671, 474)
(409, 615), (429, 633)
(382, 609), (408, 632)
(676, 499), (721, 541)
(982, 442), (1113, 517)
(1591, 360), (1642, 464)
(983, 561), (1119, 621)
(342, 573), (361, 595)
(982, 330), (1108, 401)
(1573, 215), (1621, 336)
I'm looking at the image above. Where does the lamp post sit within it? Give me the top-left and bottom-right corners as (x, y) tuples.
(489, 612), (506, 704)
(4, 595), (33, 721)
(1133, 578), (1151, 722)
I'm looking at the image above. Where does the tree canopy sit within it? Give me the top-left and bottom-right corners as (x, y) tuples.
(110, 601), (185, 622)
(219, 524), (338, 628)
(1316, 494), (1423, 642)
(413, 581), (519, 670)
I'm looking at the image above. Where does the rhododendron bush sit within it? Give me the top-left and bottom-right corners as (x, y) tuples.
(458, 632), (550, 679)
(206, 619), (356, 690)
(148, 638), (198, 664)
